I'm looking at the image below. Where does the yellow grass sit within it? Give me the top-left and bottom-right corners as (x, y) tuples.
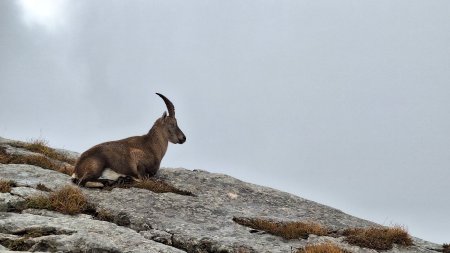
(0, 146), (73, 175)
(131, 178), (193, 196)
(12, 139), (76, 165)
(297, 243), (347, 253)
(26, 186), (88, 215)
(343, 226), (413, 250)
(0, 179), (15, 193)
(233, 217), (328, 239)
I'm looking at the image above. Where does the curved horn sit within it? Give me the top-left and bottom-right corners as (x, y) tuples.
(156, 93), (175, 117)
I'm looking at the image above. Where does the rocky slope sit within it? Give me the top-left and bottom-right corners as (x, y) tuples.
(0, 137), (443, 253)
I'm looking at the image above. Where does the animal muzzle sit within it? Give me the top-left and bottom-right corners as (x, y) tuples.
(178, 135), (186, 144)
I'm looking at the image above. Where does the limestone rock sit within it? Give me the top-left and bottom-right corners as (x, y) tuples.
(0, 164), (69, 190)
(0, 138), (444, 253)
(0, 193), (24, 212)
(0, 212), (184, 253)
(10, 187), (43, 198)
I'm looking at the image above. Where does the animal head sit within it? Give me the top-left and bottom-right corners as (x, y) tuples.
(156, 93), (186, 144)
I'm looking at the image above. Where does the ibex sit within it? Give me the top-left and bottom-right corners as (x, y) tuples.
(72, 93), (186, 187)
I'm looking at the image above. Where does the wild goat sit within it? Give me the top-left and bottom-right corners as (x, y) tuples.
(72, 93), (186, 187)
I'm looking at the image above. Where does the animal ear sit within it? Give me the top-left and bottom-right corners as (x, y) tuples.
(162, 111), (167, 118)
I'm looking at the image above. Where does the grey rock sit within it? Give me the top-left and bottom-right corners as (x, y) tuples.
(0, 137), (442, 253)
(0, 212), (184, 253)
(141, 229), (173, 245)
(0, 137), (14, 144)
(0, 164), (69, 190)
(10, 187), (43, 198)
(0, 193), (24, 212)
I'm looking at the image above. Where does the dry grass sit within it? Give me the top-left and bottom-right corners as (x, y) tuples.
(11, 139), (76, 165)
(36, 183), (52, 192)
(95, 208), (114, 222)
(26, 186), (88, 215)
(0, 146), (73, 175)
(233, 217), (328, 239)
(131, 178), (194, 196)
(0, 179), (15, 193)
(26, 194), (53, 210)
(443, 244), (450, 253)
(343, 226), (413, 250)
(296, 243), (347, 253)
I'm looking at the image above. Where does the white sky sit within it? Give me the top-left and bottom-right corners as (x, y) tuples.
(1, 0), (449, 244)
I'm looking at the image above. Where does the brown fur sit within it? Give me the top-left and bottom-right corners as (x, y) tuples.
(73, 94), (186, 186)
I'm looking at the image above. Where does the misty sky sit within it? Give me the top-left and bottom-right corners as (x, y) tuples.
(1, 0), (449, 243)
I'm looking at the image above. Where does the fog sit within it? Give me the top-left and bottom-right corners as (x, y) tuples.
(1, 0), (449, 243)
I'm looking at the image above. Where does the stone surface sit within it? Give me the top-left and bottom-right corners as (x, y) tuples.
(0, 138), (444, 253)
(0, 193), (24, 212)
(0, 212), (184, 253)
(0, 164), (69, 190)
(10, 187), (44, 198)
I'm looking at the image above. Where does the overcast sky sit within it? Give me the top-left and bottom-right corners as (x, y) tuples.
(1, 0), (449, 243)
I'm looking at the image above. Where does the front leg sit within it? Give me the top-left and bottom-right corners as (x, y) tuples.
(138, 162), (160, 178)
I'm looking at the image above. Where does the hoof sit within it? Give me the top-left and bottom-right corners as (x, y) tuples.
(117, 176), (134, 184)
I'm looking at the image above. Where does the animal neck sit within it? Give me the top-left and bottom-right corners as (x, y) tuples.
(145, 123), (169, 160)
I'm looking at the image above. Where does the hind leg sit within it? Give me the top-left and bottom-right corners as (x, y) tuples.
(72, 157), (105, 187)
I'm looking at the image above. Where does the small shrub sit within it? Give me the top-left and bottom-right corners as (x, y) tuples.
(0, 179), (15, 193)
(343, 226), (413, 250)
(26, 186), (88, 215)
(233, 217), (328, 239)
(132, 178), (193, 196)
(443, 244), (450, 253)
(296, 243), (347, 253)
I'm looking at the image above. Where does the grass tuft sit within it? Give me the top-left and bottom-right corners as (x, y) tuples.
(233, 217), (328, 239)
(95, 208), (114, 222)
(0, 179), (15, 193)
(0, 146), (73, 175)
(26, 185), (88, 215)
(343, 226), (413, 250)
(132, 178), (193, 196)
(296, 243), (348, 253)
(12, 139), (76, 165)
